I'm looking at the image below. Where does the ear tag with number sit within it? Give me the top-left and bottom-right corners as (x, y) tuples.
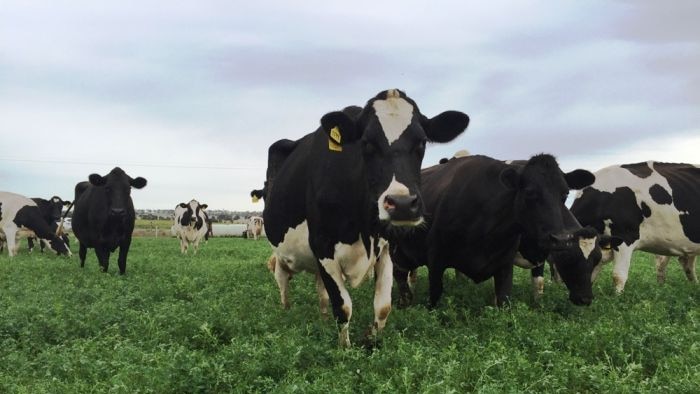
(328, 126), (342, 152)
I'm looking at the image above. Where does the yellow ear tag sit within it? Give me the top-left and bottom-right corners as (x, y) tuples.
(328, 126), (342, 152)
(252, 195), (260, 203)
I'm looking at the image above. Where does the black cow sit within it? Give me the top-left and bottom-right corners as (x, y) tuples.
(27, 196), (72, 253)
(264, 89), (469, 347)
(0, 192), (70, 256)
(390, 154), (616, 308)
(571, 161), (700, 293)
(72, 167), (147, 274)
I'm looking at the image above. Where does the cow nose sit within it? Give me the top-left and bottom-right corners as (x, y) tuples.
(384, 194), (421, 222)
(570, 294), (593, 306)
(110, 208), (126, 216)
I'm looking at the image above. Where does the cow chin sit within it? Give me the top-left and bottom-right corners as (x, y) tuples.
(387, 217), (425, 227)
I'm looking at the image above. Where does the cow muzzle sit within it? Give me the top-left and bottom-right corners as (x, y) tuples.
(569, 293), (593, 306)
(110, 208), (127, 217)
(383, 194), (421, 225)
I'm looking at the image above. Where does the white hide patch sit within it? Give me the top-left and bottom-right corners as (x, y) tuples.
(372, 94), (414, 145)
(274, 220), (317, 274)
(377, 176), (411, 221)
(578, 236), (596, 260)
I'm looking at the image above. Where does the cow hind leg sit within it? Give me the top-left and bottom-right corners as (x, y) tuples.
(611, 246), (635, 294)
(273, 256), (292, 310)
(679, 255), (697, 283)
(427, 265), (446, 308)
(655, 255), (671, 284)
(318, 258), (353, 348)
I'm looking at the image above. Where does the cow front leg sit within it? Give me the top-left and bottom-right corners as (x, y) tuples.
(611, 245), (635, 294)
(117, 238), (131, 274)
(317, 258), (353, 348)
(272, 256), (292, 309)
(79, 243), (87, 267)
(370, 247), (393, 339)
(394, 266), (413, 308)
(493, 264), (514, 307)
(315, 272), (330, 318)
(679, 255), (697, 283)
(95, 248), (110, 272)
(655, 255), (671, 284)
(3, 227), (19, 257)
(530, 264), (545, 300)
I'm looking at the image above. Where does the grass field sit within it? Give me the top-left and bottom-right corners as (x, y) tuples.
(1, 237), (698, 393)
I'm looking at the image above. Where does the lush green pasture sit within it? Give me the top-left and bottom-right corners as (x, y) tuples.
(1, 238), (698, 393)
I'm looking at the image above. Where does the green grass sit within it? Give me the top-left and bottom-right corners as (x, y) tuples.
(1, 238), (698, 393)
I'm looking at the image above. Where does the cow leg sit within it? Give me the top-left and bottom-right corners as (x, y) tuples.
(180, 238), (187, 254)
(95, 248), (110, 272)
(611, 245), (635, 294)
(273, 257), (292, 310)
(79, 243), (87, 267)
(531, 264), (545, 300)
(2, 225), (19, 257)
(549, 262), (562, 283)
(317, 258), (353, 348)
(117, 238), (132, 274)
(315, 272), (330, 317)
(493, 264), (514, 307)
(655, 255), (671, 284)
(679, 255), (697, 283)
(394, 266), (413, 308)
(370, 247), (393, 338)
(427, 265), (446, 308)
(27, 237), (35, 253)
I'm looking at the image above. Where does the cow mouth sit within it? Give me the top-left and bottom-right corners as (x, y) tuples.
(569, 294), (593, 306)
(388, 217), (425, 227)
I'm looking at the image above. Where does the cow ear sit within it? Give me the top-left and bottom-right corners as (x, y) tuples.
(499, 167), (520, 190)
(178, 203), (187, 208)
(320, 111), (359, 145)
(88, 173), (106, 186)
(423, 111), (470, 143)
(200, 204), (208, 210)
(63, 200), (72, 207)
(565, 169), (595, 190)
(130, 177), (147, 189)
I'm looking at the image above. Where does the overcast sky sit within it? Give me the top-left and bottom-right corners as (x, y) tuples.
(1, 1), (699, 211)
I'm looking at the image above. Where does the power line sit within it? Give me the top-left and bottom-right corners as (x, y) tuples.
(0, 157), (264, 171)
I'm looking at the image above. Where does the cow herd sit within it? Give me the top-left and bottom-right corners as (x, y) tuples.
(1, 89), (698, 348)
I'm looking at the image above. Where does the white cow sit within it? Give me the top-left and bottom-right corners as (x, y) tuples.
(172, 199), (209, 254)
(246, 216), (264, 240)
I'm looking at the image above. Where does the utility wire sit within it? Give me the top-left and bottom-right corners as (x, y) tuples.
(0, 157), (263, 171)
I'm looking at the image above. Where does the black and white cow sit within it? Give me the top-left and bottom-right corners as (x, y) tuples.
(264, 89), (469, 347)
(0, 192), (71, 257)
(27, 196), (72, 253)
(570, 161), (700, 293)
(72, 167), (147, 274)
(390, 154), (616, 308)
(172, 199), (209, 254)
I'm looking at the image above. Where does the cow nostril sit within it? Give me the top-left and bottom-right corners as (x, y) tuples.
(384, 196), (396, 210)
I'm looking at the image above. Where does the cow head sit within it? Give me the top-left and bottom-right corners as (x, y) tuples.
(500, 154), (595, 249)
(319, 89), (470, 228)
(45, 235), (71, 256)
(177, 199), (208, 229)
(88, 167), (147, 217)
(47, 196), (72, 221)
(548, 227), (623, 305)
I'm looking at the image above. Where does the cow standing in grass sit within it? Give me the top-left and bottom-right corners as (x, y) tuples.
(173, 199), (209, 254)
(27, 196), (72, 253)
(246, 216), (263, 240)
(391, 154), (619, 308)
(571, 161), (700, 293)
(72, 167), (147, 274)
(263, 89), (470, 347)
(0, 192), (71, 257)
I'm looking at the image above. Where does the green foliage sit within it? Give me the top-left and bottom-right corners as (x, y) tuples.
(1, 239), (698, 393)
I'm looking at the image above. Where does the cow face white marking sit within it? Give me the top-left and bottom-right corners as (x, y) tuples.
(578, 236), (596, 260)
(372, 91), (414, 145)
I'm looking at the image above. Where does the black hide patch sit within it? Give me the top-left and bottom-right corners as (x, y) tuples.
(571, 186), (644, 246)
(649, 184), (672, 205)
(621, 162), (653, 178)
(640, 201), (652, 218)
(653, 162), (700, 243)
(0, 202), (3, 222)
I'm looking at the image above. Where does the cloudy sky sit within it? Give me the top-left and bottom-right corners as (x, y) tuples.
(1, 1), (699, 211)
